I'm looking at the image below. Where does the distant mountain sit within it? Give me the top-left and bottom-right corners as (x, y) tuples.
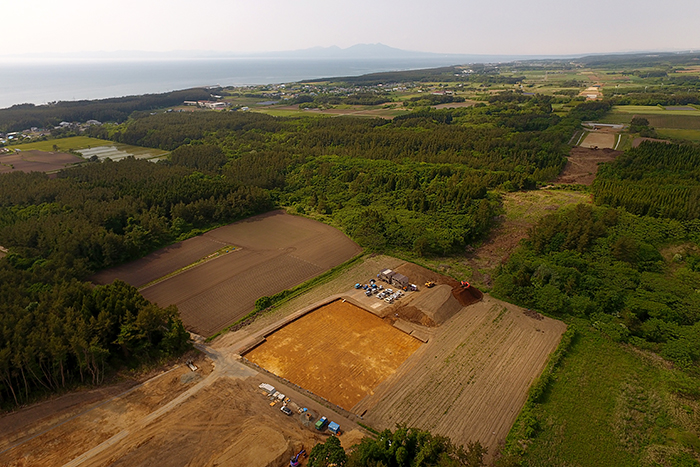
(0, 44), (579, 64)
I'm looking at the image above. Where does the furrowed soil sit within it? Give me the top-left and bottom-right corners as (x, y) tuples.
(93, 210), (362, 337)
(354, 295), (567, 462)
(244, 300), (422, 410)
(0, 150), (82, 174)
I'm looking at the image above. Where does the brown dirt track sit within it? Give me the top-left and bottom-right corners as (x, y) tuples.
(244, 300), (422, 410)
(0, 150), (82, 174)
(354, 295), (566, 461)
(556, 147), (621, 185)
(94, 210), (362, 337)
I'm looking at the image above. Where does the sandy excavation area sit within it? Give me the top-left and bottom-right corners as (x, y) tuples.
(0, 349), (360, 467)
(244, 300), (422, 410)
(580, 131), (617, 149)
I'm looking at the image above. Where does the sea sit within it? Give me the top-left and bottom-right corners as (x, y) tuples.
(0, 58), (461, 109)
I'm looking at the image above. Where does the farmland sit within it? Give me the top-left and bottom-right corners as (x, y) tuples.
(355, 295), (566, 461)
(9, 136), (168, 161)
(238, 260), (565, 461)
(93, 210), (362, 337)
(245, 300), (422, 410)
(0, 149), (82, 174)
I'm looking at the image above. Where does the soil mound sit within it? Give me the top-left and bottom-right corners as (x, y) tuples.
(386, 304), (437, 327)
(409, 285), (463, 325)
(452, 285), (483, 307)
(394, 263), (457, 288)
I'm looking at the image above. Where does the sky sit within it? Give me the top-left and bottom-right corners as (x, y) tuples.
(4, 0), (700, 58)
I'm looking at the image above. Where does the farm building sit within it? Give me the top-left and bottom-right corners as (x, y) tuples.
(378, 269), (410, 288)
(378, 269), (396, 283)
(391, 273), (410, 288)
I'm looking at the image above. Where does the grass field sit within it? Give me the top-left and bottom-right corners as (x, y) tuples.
(9, 136), (113, 152)
(516, 322), (700, 466)
(611, 105), (700, 115)
(656, 128), (700, 143)
(600, 112), (700, 130)
(10, 136), (168, 160)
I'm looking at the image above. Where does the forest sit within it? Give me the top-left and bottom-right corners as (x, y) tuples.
(0, 159), (271, 408)
(0, 95), (603, 408)
(493, 204), (700, 367)
(593, 141), (700, 220)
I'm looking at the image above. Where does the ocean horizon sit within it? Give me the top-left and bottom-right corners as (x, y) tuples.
(0, 58), (462, 110)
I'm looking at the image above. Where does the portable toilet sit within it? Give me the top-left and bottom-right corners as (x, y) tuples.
(328, 421), (340, 435)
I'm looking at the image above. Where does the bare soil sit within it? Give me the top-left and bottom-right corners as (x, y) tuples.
(580, 131), (617, 149)
(94, 211), (362, 337)
(556, 147), (621, 185)
(1, 253), (569, 467)
(0, 150), (82, 173)
(244, 300), (422, 410)
(632, 137), (671, 147)
(354, 296), (567, 462)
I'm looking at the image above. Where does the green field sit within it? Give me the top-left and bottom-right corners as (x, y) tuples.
(656, 128), (700, 143)
(600, 112), (700, 130)
(612, 105), (700, 116)
(516, 323), (700, 467)
(10, 136), (114, 152)
(10, 136), (168, 160)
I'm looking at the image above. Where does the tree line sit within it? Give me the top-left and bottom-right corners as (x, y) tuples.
(0, 88), (213, 133)
(0, 158), (272, 409)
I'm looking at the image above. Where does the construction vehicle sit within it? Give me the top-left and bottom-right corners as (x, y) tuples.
(460, 281), (471, 288)
(425, 281), (435, 288)
(315, 416), (328, 430)
(290, 449), (306, 467)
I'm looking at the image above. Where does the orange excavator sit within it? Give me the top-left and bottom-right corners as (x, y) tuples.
(460, 281), (471, 288)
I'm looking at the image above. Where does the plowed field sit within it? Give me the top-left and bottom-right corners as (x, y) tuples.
(93, 211), (362, 337)
(244, 300), (422, 410)
(0, 150), (82, 173)
(354, 295), (566, 460)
